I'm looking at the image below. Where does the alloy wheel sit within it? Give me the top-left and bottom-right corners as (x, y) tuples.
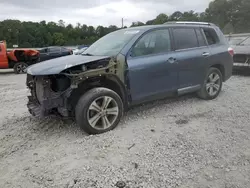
(16, 63), (28, 73)
(87, 96), (119, 130)
(206, 72), (221, 96)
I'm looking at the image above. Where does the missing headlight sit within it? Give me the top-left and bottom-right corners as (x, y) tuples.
(50, 75), (71, 92)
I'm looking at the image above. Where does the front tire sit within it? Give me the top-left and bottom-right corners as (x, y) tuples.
(75, 87), (124, 134)
(13, 62), (28, 74)
(197, 67), (223, 100)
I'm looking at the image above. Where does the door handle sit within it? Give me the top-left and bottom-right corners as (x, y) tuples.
(202, 52), (210, 57)
(167, 57), (177, 64)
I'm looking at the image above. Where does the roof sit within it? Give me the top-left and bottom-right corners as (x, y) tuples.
(119, 22), (214, 32)
(164, 21), (216, 26)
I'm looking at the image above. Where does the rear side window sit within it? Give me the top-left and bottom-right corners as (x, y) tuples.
(195, 29), (207, 47)
(202, 28), (220, 45)
(173, 28), (199, 50)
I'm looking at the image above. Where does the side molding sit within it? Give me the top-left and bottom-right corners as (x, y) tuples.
(178, 85), (201, 95)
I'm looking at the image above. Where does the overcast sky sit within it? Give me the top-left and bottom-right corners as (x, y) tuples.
(0, 0), (212, 27)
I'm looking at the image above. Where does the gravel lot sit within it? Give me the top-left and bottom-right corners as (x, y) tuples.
(0, 70), (250, 188)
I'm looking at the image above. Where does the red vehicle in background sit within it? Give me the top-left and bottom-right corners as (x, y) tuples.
(0, 40), (40, 74)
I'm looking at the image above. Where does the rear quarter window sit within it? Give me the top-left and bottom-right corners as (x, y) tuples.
(173, 28), (199, 50)
(202, 28), (220, 45)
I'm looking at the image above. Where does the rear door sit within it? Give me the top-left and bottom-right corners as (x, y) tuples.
(172, 27), (210, 91)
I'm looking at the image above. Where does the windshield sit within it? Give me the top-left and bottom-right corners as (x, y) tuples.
(82, 29), (140, 56)
(227, 36), (249, 45)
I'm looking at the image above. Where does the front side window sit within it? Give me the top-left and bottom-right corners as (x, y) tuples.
(173, 28), (199, 50)
(39, 48), (48, 53)
(131, 29), (172, 57)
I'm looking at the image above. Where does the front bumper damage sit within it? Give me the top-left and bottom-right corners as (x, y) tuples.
(26, 74), (72, 117)
(26, 56), (121, 118)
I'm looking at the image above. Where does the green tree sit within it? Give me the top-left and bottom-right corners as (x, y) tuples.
(1, 0), (250, 48)
(153, 13), (168, 24)
(53, 32), (65, 45)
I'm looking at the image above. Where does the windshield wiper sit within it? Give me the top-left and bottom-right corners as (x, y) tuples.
(82, 53), (93, 56)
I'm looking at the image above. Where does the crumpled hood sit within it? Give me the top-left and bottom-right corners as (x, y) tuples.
(27, 55), (110, 75)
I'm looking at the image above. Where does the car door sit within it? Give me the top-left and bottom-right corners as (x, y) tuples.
(126, 28), (178, 103)
(0, 44), (9, 68)
(39, 48), (51, 62)
(172, 27), (210, 91)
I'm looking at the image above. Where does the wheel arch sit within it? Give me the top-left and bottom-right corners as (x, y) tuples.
(68, 75), (129, 115)
(210, 63), (225, 81)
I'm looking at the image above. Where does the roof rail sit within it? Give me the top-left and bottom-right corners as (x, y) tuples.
(164, 21), (214, 26)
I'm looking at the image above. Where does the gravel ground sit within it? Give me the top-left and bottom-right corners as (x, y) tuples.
(0, 70), (250, 188)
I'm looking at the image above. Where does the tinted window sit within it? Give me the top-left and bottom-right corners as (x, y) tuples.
(49, 47), (61, 52)
(195, 29), (207, 47)
(132, 29), (172, 57)
(203, 28), (219, 45)
(61, 47), (69, 52)
(173, 28), (199, 50)
(39, 48), (48, 53)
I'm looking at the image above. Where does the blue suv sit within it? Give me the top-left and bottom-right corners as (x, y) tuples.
(26, 22), (234, 134)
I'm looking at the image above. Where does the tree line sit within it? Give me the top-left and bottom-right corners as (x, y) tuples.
(0, 0), (249, 48)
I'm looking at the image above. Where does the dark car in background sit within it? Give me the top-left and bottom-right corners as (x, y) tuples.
(38, 46), (73, 62)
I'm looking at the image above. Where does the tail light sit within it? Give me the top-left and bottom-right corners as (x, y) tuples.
(228, 47), (234, 57)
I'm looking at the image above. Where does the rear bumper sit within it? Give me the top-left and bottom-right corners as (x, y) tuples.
(233, 63), (250, 74)
(233, 62), (250, 68)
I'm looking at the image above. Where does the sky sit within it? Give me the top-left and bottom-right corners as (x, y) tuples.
(0, 0), (212, 27)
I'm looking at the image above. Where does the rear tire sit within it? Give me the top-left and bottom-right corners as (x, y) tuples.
(75, 87), (124, 134)
(197, 67), (223, 100)
(13, 62), (28, 74)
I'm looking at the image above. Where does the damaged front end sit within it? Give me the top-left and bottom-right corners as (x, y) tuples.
(26, 56), (123, 118)
(26, 74), (72, 117)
